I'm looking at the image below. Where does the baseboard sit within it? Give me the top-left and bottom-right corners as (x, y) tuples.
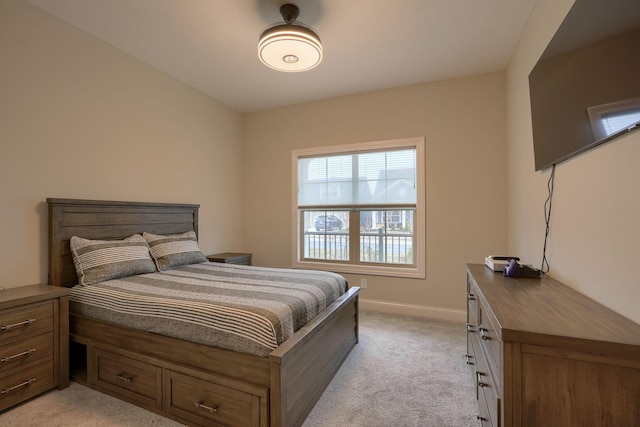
(359, 299), (466, 323)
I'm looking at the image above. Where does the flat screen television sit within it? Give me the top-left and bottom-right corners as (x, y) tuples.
(529, 0), (640, 171)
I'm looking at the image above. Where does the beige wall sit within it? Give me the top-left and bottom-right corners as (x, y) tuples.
(0, 0), (245, 288)
(243, 73), (508, 317)
(507, 0), (640, 324)
(9, 0), (631, 326)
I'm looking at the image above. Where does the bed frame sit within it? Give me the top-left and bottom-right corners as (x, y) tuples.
(47, 198), (359, 427)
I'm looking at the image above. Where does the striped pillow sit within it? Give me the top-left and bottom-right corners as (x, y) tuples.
(70, 234), (157, 285)
(143, 231), (207, 271)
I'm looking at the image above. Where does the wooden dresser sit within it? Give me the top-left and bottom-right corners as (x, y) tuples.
(466, 264), (640, 427)
(0, 285), (69, 411)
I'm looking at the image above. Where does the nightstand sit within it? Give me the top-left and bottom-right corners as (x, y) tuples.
(0, 285), (69, 411)
(206, 252), (252, 266)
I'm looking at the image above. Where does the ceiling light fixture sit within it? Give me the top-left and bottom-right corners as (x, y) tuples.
(258, 4), (322, 72)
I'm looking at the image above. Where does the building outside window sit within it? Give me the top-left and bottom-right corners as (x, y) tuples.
(291, 137), (425, 278)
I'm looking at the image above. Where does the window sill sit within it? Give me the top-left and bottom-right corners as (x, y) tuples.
(292, 259), (425, 279)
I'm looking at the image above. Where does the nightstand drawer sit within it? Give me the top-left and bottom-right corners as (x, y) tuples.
(93, 349), (162, 409)
(0, 332), (53, 376)
(166, 370), (261, 427)
(0, 360), (54, 411)
(0, 301), (53, 345)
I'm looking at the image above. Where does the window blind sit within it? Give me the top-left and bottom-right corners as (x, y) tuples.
(298, 148), (416, 207)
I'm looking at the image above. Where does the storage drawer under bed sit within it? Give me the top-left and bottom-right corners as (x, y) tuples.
(165, 370), (262, 427)
(91, 348), (162, 409)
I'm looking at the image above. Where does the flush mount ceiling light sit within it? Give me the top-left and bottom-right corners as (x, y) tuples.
(258, 4), (322, 72)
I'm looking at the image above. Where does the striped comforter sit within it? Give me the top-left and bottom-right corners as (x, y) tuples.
(69, 262), (347, 357)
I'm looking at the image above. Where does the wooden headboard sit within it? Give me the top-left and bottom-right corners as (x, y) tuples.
(47, 198), (200, 288)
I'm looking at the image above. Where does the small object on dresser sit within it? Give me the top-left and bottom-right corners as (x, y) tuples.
(503, 259), (541, 278)
(206, 252), (252, 266)
(485, 255), (520, 272)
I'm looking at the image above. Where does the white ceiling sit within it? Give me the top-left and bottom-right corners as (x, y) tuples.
(27, 0), (537, 113)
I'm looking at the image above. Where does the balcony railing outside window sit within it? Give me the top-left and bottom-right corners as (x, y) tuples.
(302, 209), (414, 266)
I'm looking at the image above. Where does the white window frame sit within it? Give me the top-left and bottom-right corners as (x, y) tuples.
(291, 137), (426, 279)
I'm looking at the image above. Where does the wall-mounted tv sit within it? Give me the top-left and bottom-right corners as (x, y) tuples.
(529, 0), (640, 171)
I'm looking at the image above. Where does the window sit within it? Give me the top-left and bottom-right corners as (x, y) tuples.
(291, 137), (425, 278)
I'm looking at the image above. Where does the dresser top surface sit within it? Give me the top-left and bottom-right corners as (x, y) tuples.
(467, 264), (640, 350)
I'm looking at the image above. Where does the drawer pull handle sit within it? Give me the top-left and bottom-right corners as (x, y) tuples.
(467, 293), (475, 301)
(479, 327), (490, 340)
(1, 378), (36, 394)
(477, 415), (487, 426)
(1, 348), (36, 363)
(466, 323), (476, 333)
(476, 371), (488, 388)
(1, 318), (36, 331)
(115, 374), (133, 383)
(465, 354), (474, 365)
(194, 401), (218, 413)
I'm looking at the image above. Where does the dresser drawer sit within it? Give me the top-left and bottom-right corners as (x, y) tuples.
(93, 349), (162, 409)
(467, 276), (479, 323)
(0, 360), (54, 411)
(166, 370), (261, 427)
(477, 371), (500, 427)
(475, 333), (501, 427)
(467, 297), (479, 337)
(0, 332), (53, 376)
(467, 322), (481, 386)
(478, 301), (502, 386)
(0, 301), (53, 345)
(477, 393), (493, 427)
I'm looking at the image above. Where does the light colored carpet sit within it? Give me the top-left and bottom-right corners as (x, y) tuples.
(0, 311), (476, 426)
(0, 381), (180, 427)
(302, 311), (476, 427)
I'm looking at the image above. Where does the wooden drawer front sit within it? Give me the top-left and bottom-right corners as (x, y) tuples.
(0, 302), (53, 345)
(475, 339), (500, 427)
(467, 276), (479, 324)
(467, 328), (479, 384)
(477, 392), (493, 427)
(467, 278), (479, 356)
(467, 307), (479, 346)
(478, 302), (501, 387)
(94, 349), (161, 408)
(166, 370), (260, 427)
(0, 360), (54, 411)
(0, 332), (53, 376)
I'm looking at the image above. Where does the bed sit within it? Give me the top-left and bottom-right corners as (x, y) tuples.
(47, 198), (359, 427)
